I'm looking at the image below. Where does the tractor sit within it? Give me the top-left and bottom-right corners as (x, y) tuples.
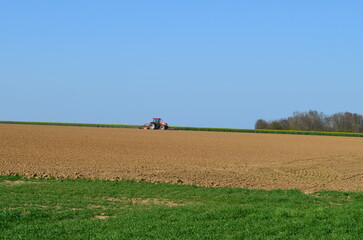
(142, 118), (169, 130)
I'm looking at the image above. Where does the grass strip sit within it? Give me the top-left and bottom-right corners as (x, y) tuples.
(0, 121), (140, 129)
(172, 126), (363, 137)
(1, 175), (363, 239)
(1, 120), (363, 137)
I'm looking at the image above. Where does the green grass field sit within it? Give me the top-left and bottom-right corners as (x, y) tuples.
(1, 120), (363, 138)
(1, 175), (363, 239)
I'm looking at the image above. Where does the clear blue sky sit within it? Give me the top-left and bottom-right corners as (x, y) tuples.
(1, 1), (362, 128)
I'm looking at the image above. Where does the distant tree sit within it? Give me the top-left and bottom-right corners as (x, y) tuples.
(287, 110), (326, 131)
(255, 119), (269, 129)
(271, 120), (283, 130)
(279, 119), (289, 130)
(330, 112), (363, 133)
(254, 110), (363, 133)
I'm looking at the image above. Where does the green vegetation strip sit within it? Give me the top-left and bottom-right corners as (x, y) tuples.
(173, 126), (363, 137)
(1, 120), (363, 137)
(0, 121), (140, 129)
(1, 176), (363, 239)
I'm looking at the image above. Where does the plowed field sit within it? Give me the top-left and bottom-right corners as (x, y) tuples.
(1, 124), (363, 192)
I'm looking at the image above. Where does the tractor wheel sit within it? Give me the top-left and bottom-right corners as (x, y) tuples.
(149, 123), (156, 130)
(160, 125), (166, 130)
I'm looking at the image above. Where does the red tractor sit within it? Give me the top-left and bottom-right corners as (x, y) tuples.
(143, 118), (169, 130)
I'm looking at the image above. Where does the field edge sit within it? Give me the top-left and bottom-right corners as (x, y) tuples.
(1, 120), (363, 137)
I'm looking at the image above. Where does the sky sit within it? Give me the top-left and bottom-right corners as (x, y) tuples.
(1, 1), (362, 128)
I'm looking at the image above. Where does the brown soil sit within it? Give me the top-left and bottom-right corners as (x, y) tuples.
(105, 197), (186, 207)
(1, 124), (363, 192)
(1, 180), (40, 185)
(93, 215), (111, 220)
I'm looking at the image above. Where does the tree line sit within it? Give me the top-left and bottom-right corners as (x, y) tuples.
(255, 110), (363, 133)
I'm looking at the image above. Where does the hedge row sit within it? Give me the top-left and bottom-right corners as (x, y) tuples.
(1, 121), (363, 138)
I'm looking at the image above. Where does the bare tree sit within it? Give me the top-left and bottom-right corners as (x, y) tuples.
(255, 110), (363, 133)
(255, 119), (269, 129)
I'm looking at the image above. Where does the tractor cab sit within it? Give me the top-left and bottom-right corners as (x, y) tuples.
(153, 118), (161, 124)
